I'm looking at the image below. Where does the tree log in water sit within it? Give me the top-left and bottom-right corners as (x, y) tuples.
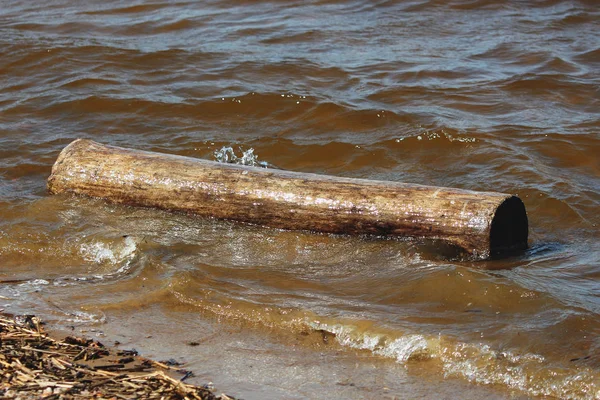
(47, 139), (528, 259)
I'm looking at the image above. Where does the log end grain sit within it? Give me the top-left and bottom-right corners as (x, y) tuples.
(489, 195), (528, 257)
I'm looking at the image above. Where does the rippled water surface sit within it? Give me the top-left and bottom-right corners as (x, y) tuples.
(1, 1), (599, 398)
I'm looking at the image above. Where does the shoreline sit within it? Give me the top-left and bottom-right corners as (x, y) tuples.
(0, 314), (237, 399)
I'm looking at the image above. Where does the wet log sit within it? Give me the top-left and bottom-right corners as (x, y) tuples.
(47, 139), (528, 259)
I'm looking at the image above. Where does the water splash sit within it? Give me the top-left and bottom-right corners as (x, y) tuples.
(213, 146), (272, 168)
(77, 235), (140, 279)
(79, 235), (138, 267)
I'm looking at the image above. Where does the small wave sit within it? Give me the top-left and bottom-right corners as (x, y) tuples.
(60, 77), (120, 89)
(310, 321), (431, 362)
(171, 283), (600, 400)
(439, 341), (600, 399)
(550, 11), (598, 28)
(79, 235), (138, 265)
(78, 235), (139, 278)
(574, 47), (600, 66)
(0, 231), (141, 286)
(311, 321), (600, 399)
(81, 3), (170, 15)
(394, 129), (477, 144)
(260, 30), (327, 45)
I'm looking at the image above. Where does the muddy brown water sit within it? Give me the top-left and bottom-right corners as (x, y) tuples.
(1, 1), (599, 399)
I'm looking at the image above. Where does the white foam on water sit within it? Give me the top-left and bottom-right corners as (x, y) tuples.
(79, 236), (138, 266)
(308, 320), (600, 399)
(309, 321), (431, 363)
(439, 341), (600, 400)
(20, 279), (50, 287)
(76, 235), (140, 280)
(63, 310), (106, 325)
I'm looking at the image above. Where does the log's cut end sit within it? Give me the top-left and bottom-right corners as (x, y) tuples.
(48, 138), (88, 195)
(489, 195), (528, 257)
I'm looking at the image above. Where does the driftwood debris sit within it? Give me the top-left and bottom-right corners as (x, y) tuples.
(0, 315), (234, 400)
(48, 139), (528, 259)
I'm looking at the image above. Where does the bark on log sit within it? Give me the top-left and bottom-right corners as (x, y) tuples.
(47, 139), (528, 259)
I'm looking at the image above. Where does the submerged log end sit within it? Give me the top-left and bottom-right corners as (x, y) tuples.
(489, 195), (528, 257)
